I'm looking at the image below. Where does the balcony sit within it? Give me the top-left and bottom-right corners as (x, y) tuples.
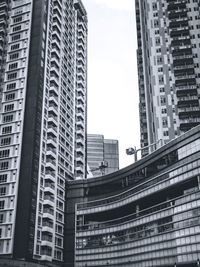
(178, 106), (200, 113)
(48, 114), (58, 125)
(51, 47), (60, 60)
(49, 104), (58, 115)
(76, 155), (84, 163)
(76, 137), (84, 144)
(46, 146), (57, 157)
(47, 125), (57, 136)
(41, 236), (53, 247)
(50, 66), (60, 78)
(46, 158), (56, 171)
(45, 170), (55, 182)
(42, 220), (54, 233)
(77, 86), (85, 94)
(173, 54), (193, 60)
(76, 164), (84, 173)
(176, 84), (196, 90)
(179, 117), (200, 124)
(44, 183), (55, 195)
(77, 71), (85, 81)
(44, 194), (55, 207)
(76, 145), (84, 154)
(180, 121), (200, 131)
(41, 255), (52, 262)
(76, 128), (84, 136)
(47, 136), (57, 148)
(76, 119), (84, 129)
(77, 112), (84, 121)
(77, 103), (84, 111)
(173, 64), (194, 71)
(43, 208), (54, 220)
(49, 93), (58, 105)
(178, 93), (198, 99)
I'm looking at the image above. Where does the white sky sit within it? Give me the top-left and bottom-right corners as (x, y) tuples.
(82, 0), (140, 168)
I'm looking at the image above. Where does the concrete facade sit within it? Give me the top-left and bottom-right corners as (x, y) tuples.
(136, 0), (200, 156)
(0, 0), (87, 265)
(66, 125), (200, 267)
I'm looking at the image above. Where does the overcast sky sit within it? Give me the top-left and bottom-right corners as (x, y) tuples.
(82, 0), (140, 168)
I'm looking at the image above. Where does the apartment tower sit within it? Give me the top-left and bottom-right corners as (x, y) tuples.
(0, 0), (87, 265)
(136, 0), (200, 155)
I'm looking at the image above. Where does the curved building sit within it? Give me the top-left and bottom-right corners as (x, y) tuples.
(65, 125), (200, 267)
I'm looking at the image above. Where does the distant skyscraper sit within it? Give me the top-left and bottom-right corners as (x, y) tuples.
(87, 134), (119, 177)
(0, 0), (87, 264)
(136, 0), (200, 156)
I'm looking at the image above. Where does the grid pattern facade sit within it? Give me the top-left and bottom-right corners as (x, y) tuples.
(87, 134), (119, 178)
(0, 0), (87, 264)
(0, 0), (34, 256)
(74, 0), (87, 180)
(136, 0), (200, 156)
(74, 127), (200, 267)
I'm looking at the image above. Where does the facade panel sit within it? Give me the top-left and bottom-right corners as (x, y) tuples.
(0, 0), (87, 265)
(87, 134), (119, 178)
(65, 125), (200, 267)
(136, 0), (200, 156)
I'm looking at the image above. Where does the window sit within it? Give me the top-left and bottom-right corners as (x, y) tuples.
(0, 174), (7, 183)
(9, 62), (18, 70)
(3, 115), (14, 123)
(13, 16), (22, 23)
(55, 237), (63, 247)
(7, 83), (16, 91)
(56, 212), (63, 223)
(160, 96), (166, 104)
(162, 118), (168, 127)
(0, 162), (9, 170)
(2, 126), (12, 135)
(0, 201), (5, 210)
(0, 187), (6, 196)
(10, 53), (19, 60)
(0, 214), (4, 223)
(7, 72), (17, 80)
(0, 150), (10, 159)
(163, 131), (169, 136)
(10, 44), (20, 51)
(13, 25), (21, 32)
(0, 137), (11, 146)
(178, 139), (200, 160)
(5, 93), (15, 101)
(12, 34), (21, 41)
(4, 104), (14, 112)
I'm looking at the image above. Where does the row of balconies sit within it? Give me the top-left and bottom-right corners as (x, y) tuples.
(45, 170), (56, 182)
(179, 117), (200, 124)
(168, 11), (187, 20)
(174, 72), (195, 79)
(173, 54), (193, 61)
(173, 64), (194, 70)
(178, 106), (200, 112)
(177, 95), (198, 101)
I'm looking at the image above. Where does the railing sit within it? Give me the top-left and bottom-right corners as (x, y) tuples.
(77, 190), (200, 233)
(76, 160), (200, 211)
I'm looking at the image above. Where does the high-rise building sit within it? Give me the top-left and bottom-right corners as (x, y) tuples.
(0, 0), (87, 264)
(87, 134), (119, 177)
(74, 0), (87, 180)
(136, 0), (200, 156)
